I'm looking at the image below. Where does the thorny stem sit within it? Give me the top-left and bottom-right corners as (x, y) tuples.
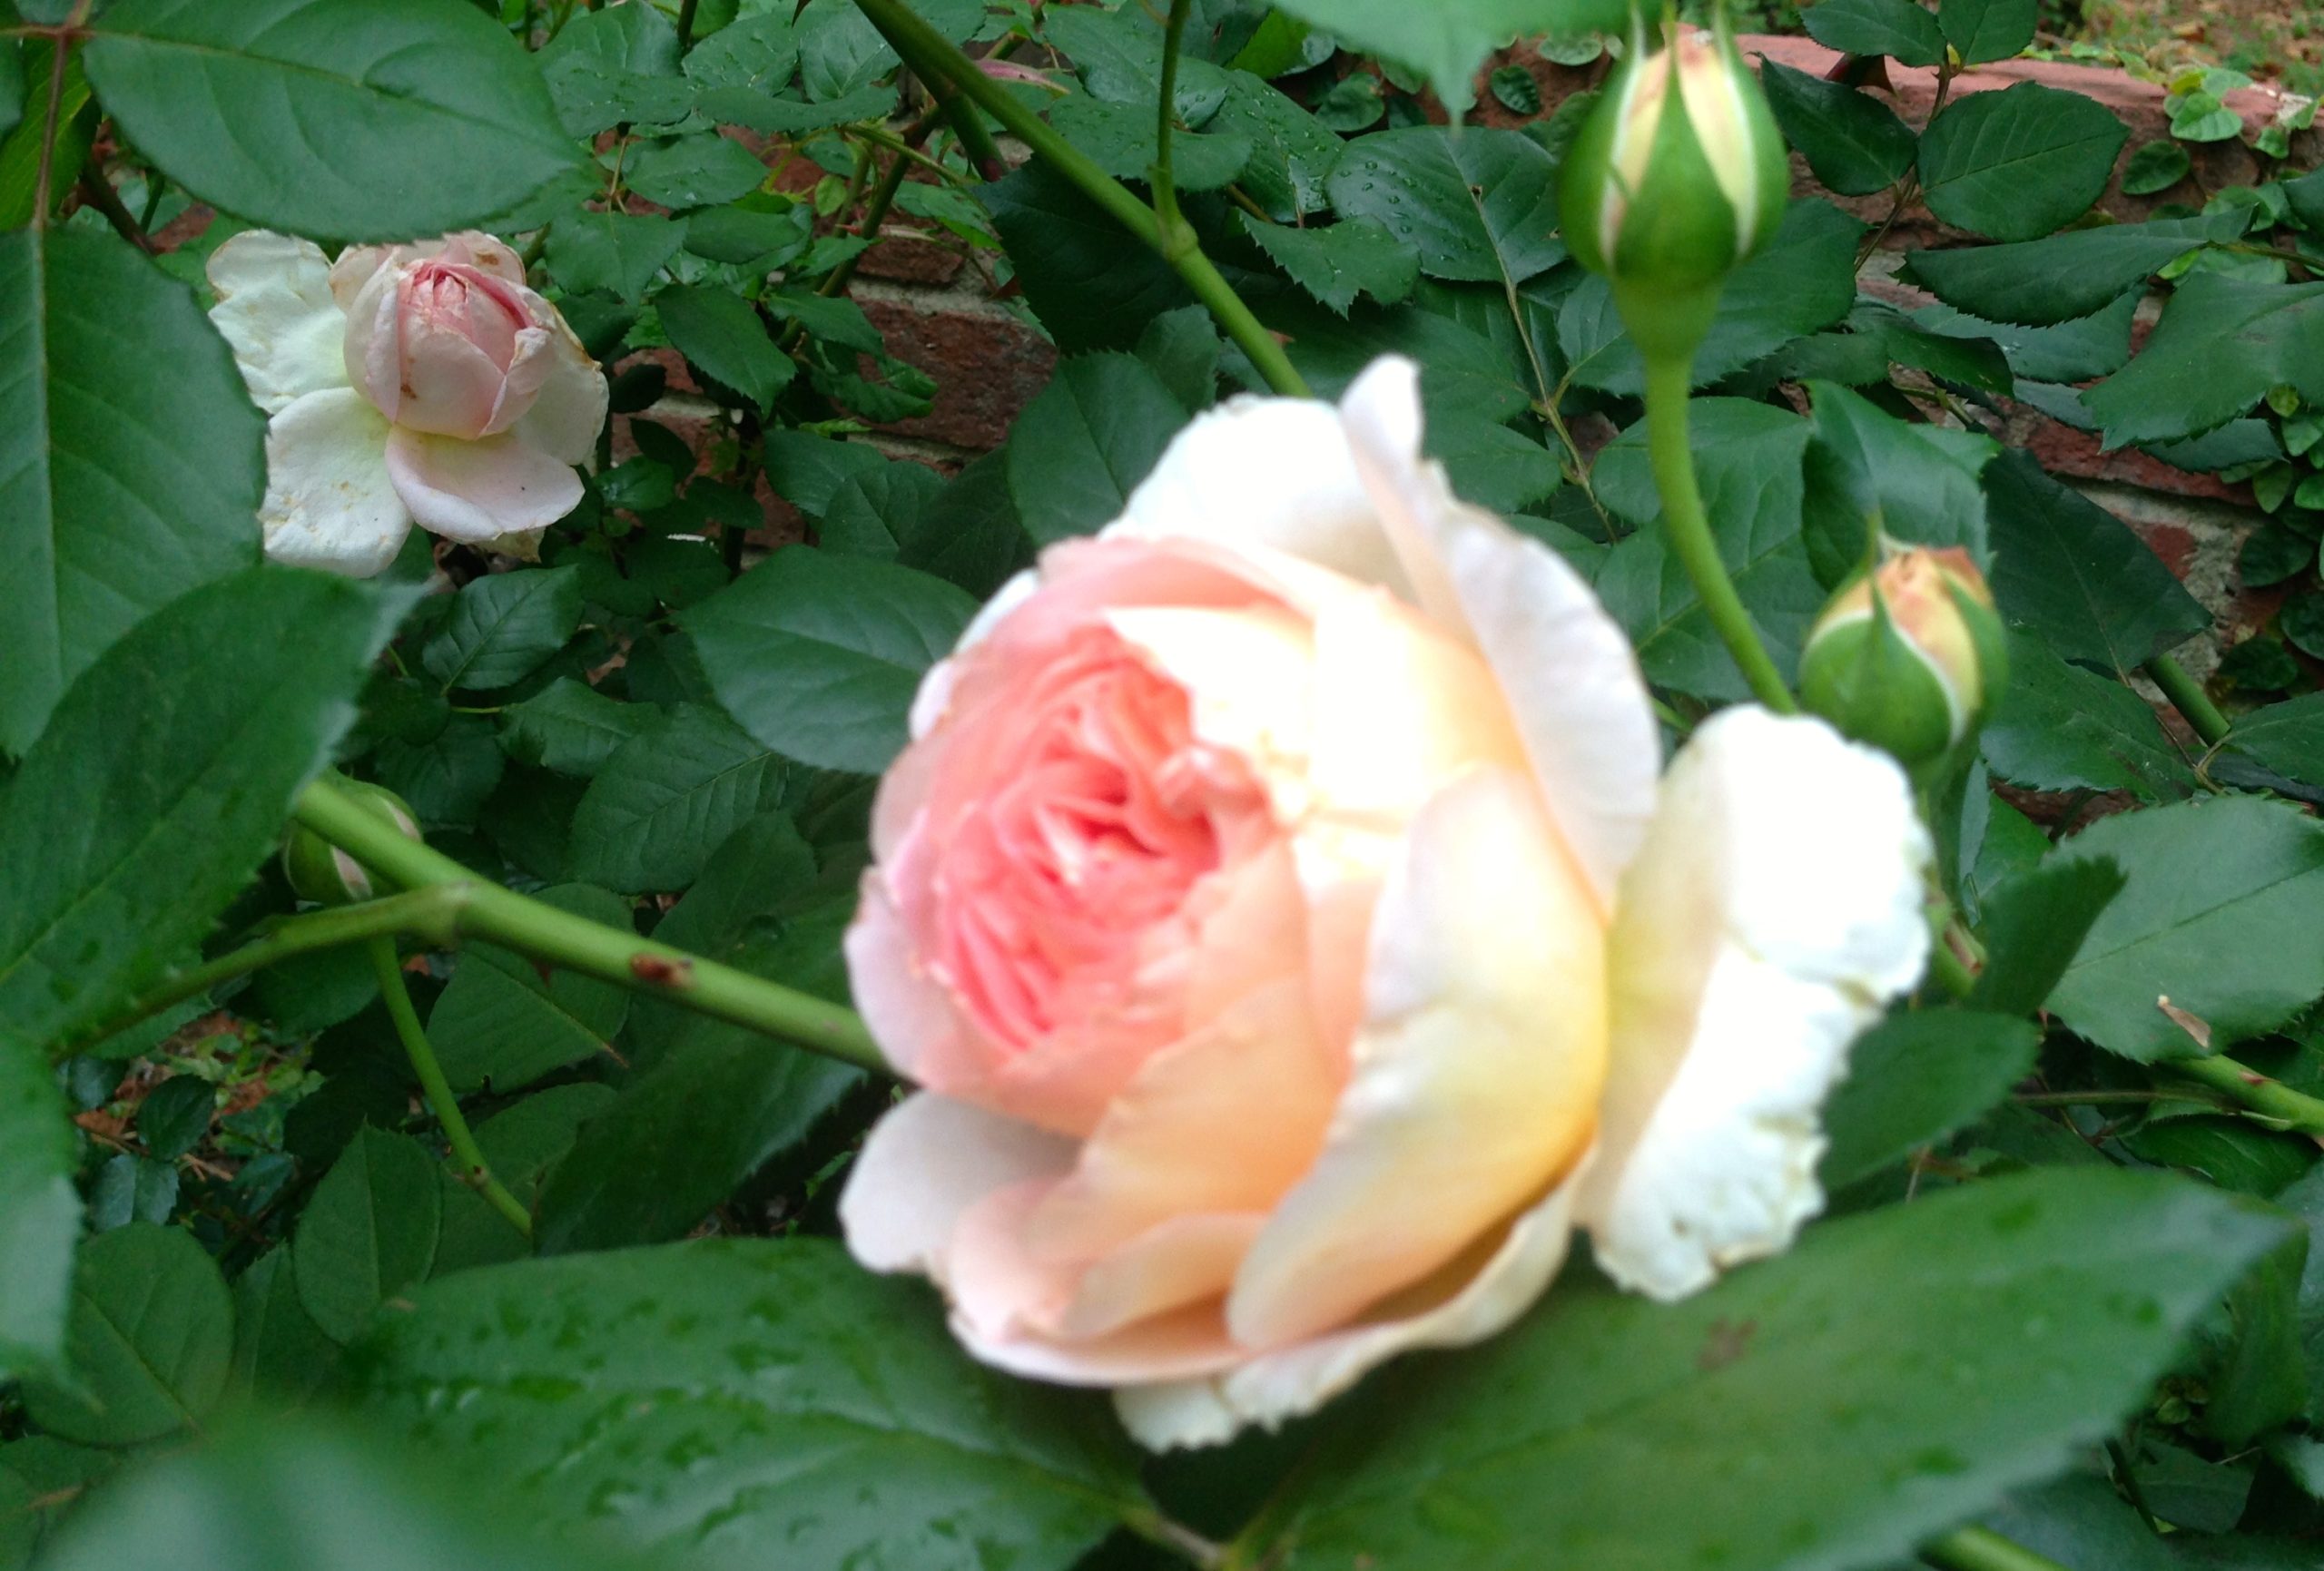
(2166, 1053), (2324, 1142)
(75, 171), (153, 252)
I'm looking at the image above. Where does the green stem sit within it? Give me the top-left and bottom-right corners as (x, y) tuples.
(674, 0), (699, 50)
(821, 147), (911, 298)
(1640, 351), (1795, 712)
(295, 778), (885, 1074)
(1151, 0), (1193, 238)
(59, 888), (473, 1057)
(1927, 939), (1977, 1001)
(368, 938), (534, 1238)
(846, 0), (1310, 398)
(2166, 1053), (2324, 1140)
(1921, 1527), (2072, 1571)
(2146, 653), (2230, 748)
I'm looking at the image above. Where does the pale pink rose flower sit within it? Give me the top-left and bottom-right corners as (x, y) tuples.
(206, 229), (607, 576)
(840, 358), (1935, 1449)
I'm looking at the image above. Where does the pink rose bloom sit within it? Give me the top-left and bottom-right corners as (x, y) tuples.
(206, 230), (606, 576)
(840, 358), (1933, 1448)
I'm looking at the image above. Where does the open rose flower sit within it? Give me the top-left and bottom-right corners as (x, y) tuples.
(206, 230), (606, 577)
(840, 358), (1933, 1448)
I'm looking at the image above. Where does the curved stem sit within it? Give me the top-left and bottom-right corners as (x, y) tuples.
(847, 0), (1310, 398)
(368, 938), (533, 1238)
(1640, 352), (1796, 712)
(295, 778), (885, 1074)
(1151, 0), (1193, 239)
(1921, 1526), (2071, 1571)
(2166, 1052), (2324, 1141)
(2146, 653), (2230, 748)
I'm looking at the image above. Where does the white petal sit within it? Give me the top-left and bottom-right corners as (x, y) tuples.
(1225, 765), (1604, 1350)
(1581, 707), (1932, 1301)
(840, 1092), (1076, 1281)
(257, 388), (410, 578)
(383, 426), (584, 541)
(1116, 1155), (1587, 1449)
(1339, 356), (1661, 910)
(508, 293), (607, 465)
(205, 231), (350, 415)
(1106, 392), (1418, 598)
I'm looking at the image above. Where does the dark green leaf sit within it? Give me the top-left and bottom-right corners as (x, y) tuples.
(1980, 630), (2197, 801)
(1048, 94), (1254, 191)
(428, 884), (633, 1095)
(0, 1032), (80, 1380)
(2198, 1230), (2309, 1444)
(1969, 855), (2127, 1018)
(680, 201), (812, 267)
(1939, 0), (2037, 63)
(225, 1248), (340, 1409)
(1261, 0), (1628, 113)
(623, 133), (769, 210)
(420, 567), (584, 693)
(537, 4), (685, 137)
(0, 568), (398, 1047)
(1802, 0), (1947, 65)
(1239, 213), (1421, 315)
(656, 284), (794, 413)
(981, 160), (1190, 353)
(1426, 412), (1561, 515)
(1800, 379), (1994, 585)
(134, 1075), (212, 1162)
(1007, 352), (1188, 546)
(84, 0), (583, 241)
(497, 679), (655, 779)
(2123, 1117), (2316, 1197)
(1758, 57), (1917, 197)
(2048, 796), (2324, 1061)
(1917, 83), (2128, 241)
(697, 83), (894, 135)
(1326, 126), (1563, 286)
(20, 1222), (232, 1446)
(1818, 1010), (2043, 1189)
(2121, 138), (2191, 195)
(87, 1154), (178, 1232)
(0, 228), (262, 754)
(1976, 1475), (2176, 1571)
(349, 1239), (1144, 1571)
(1902, 212), (2248, 327)
(1912, 290), (2139, 384)
(293, 1128), (443, 1344)
(370, 713), (506, 830)
(545, 210), (686, 301)
(1251, 1170), (2287, 1571)
(431, 1085), (617, 1277)
(687, 547), (977, 774)
(684, 10), (796, 92)
(566, 704), (788, 894)
(1210, 69), (1339, 221)
(2227, 692), (2324, 790)
(2083, 275), (2324, 447)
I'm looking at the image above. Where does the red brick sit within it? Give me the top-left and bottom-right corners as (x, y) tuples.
(855, 286), (1057, 450)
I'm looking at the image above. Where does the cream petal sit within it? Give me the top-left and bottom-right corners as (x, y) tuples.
(839, 1092), (1076, 1281)
(1339, 356), (1662, 912)
(1226, 765), (1605, 1350)
(1580, 707), (1932, 1302)
(342, 261), (405, 421)
(1107, 393), (1416, 599)
(205, 231), (350, 416)
(844, 863), (982, 1086)
(1117, 1157), (1587, 1449)
(950, 1194), (1254, 1345)
(256, 388), (410, 578)
(383, 426), (584, 541)
(395, 315), (509, 440)
(508, 295), (607, 465)
(1059, 1215), (1265, 1340)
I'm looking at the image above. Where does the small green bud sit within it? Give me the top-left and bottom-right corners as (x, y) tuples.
(1799, 547), (2007, 770)
(282, 781), (420, 906)
(1556, 19), (1790, 359)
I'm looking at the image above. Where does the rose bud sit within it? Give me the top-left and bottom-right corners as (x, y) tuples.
(1799, 547), (2008, 771)
(839, 357), (1934, 1449)
(282, 781), (421, 907)
(207, 231), (607, 577)
(1557, 19), (1789, 359)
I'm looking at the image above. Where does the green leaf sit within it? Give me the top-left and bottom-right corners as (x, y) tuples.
(0, 41), (22, 142)
(537, 4), (686, 137)
(1802, 0), (1947, 64)
(688, 547), (977, 774)
(1817, 1010), (2043, 1189)
(0, 228), (263, 755)
(980, 160), (1191, 353)
(684, 10), (797, 93)
(819, 457), (946, 560)
(0, 567), (398, 1048)
(134, 1075), (212, 1163)
(1758, 57), (1917, 197)
(566, 704), (788, 894)
(545, 210), (686, 301)
(2124, 1117), (2316, 1197)
(293, 1128), (443, 1345)
(1939, 0), (2037, 63)
(0, 1032), (80, 1380)
(796, 0), (906, 101)
(84, 0), (583, 242)
(1047, 94), (1254, 191)
(87, 1154), (178, 1232)
(655, 284), (794, 413)
(2227, 691), (2324, 790)
(894, 452), (1031, 601)
(349, 1239), (1144, 1571)
(226, 1248), (340, 1409)
(1917, 82), (2128, 241)
(1260, 0), (1627, 113)
(1984, 449), (2208, 676)
(1239, 213), (1421, 316)
(2083, 276), (2324, 448)
(698, 82), (895, 135)
(1913, 290), (2139, 384)
(1902, 212), (2248, 327)
(2199, 1231), (2309, 1445)
(1426, 411), (1561, 516)
(759, 428), (887, 516)
(2121, 137), (2192, 195)
(1969, 856), (2127, 1019)
(1248, 1169), (2287, 1571)
(680, 201), (812, 268)
(2047, 797), (2324, 1062)
(1040, 1), (1230, 113)
(1980, 631), (2197, 802)
(497, 679), (655, 779)
(428, 885), (633, 1095)
(371, 713), (506, 830)
(1800, 379), (1994, 585)
(622, 133), (769, 211)
(20, 1223), (232, 1446)
(1326, 126), (1563, 286)
(432, 1085), (616, 1277)
(1006, 352), (1188, 546)
(1210, 69), (1340, 221)
(420, 566), (584, 694)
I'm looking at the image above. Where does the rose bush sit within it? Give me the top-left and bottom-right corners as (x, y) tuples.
(205, 229), (606, 577)
(841, 358), (1933, 1446)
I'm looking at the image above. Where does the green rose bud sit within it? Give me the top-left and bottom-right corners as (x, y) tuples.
(1557, 17), (1790, 361)
(1799, 547), (2008, 771)
(282, 781), (421, 906)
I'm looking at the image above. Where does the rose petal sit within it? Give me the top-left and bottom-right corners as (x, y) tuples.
(1339, 356), (1662, 913)
(840, 1092), (1076, 1281)
(205, 231), (349, 415)
(383, 426), (584, 541)
(256, 388), (411, 577)
(1116, 1156), (1587, 1448)
(1580, 707), (1931, 1302)
(1226, 765), (1605, 1349)
(508, 294), (606, 465)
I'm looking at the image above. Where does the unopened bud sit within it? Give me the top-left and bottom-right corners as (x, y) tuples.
(282, 781), (421, 906)
(1799, 548), (2006, 770)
